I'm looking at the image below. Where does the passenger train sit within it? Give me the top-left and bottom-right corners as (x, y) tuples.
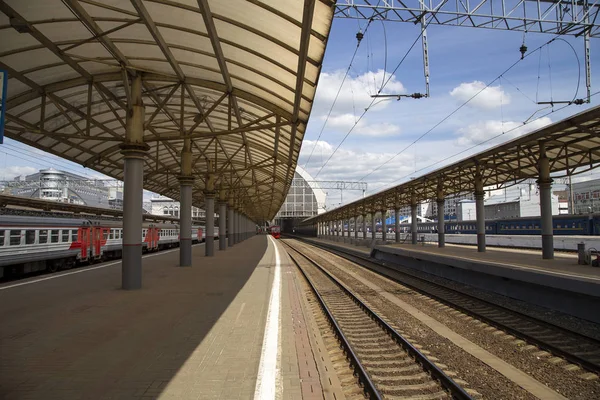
(268, 225), (281, 239)
(0, 215), (219, 278)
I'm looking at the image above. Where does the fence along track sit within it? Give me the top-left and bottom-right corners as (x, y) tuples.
(281, 240), (472, 400)
(295, 237), (600, 375)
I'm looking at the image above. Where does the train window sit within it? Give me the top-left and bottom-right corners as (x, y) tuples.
(0, 230), (4, 246)
(39, 230), (48, 244)
(109, 230), (114, 240)
(72, 230), (77, 242)
(103, 230), (109, 240)
(10, 230), (21, 246)
(62, 230), (69, 242)
(51, 230), (59, 243)
(26, 230), (35, 245)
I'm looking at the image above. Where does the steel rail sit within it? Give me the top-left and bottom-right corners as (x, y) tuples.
(282, 240), (473, 400)
(294, 236), (600, 375)
(283, 245), (382, 400)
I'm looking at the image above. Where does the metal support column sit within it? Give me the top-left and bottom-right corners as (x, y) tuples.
(411, 198), (418, 245)
(371, 213), (376, 241)
(362, 214), (367, 240)
(219, 195), (227, 251)
(539, 145), (554, 259)
(437, 199), (445, 248)
(179, 138), (193, 267)
(120, 74), (148, 290)
(354, 217), (358, 240)
(395, 207), (400, 243)
(381, 210), (387, 242)
(234, 210), (239, 244)
(474, 170), (486, 252)
(228, 204), (234, 246)
(205, 161), (215, 256)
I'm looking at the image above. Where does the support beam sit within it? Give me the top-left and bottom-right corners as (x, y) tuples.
(411, 198), (418, 245)
(219, 192), (227, 251)
(381, 210), (387, 242)
(474, 170), (486, 253)
(362, 214), (367, 241)
(395, 207), (400, 243)
(205, 160), (215, 257)
(354, 217), (358, 241)
(539, 144), (554, 259)
(179, 138), (194, 267)
(121, 74), (148, 290)
(437, 180), (445, 248)
(228, 203), (234, 246)
(437, 199), (446, 248)
(371, 213), (376, 242)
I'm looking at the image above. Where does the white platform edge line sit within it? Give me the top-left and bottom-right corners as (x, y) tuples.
(254, 236), (282, 400)
(0, 243), (205, 290)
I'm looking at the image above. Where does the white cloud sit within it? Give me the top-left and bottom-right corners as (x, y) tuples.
(456, 117), (552, 146)
(450, 81), (510, 110)
(324, 113), (400, 137)
(314, 69), (405, 115)
(0, 166), (37, 181)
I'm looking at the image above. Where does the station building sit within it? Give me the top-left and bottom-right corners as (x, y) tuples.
(3, 168), (123, 209)
(273, 165), (326, 232)
(572, 177), (600, 214)
(148, 195), (205, 219)
(457, 182), (560, 220)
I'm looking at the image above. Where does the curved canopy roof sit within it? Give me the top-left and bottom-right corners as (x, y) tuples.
(306, 104), (600, 223)
(0, 0), (334, 221)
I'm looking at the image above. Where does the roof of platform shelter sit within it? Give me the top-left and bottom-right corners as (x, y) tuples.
(305, 105), (600, 222)
(0, 0), (334, 221)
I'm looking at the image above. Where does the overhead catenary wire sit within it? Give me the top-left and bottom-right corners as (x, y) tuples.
(314, 15), (436, 179)
(1, 143), (99, 178)
(364, 89), (600, 195)
(357, 35), (582, 183)
(302, 18), (376, 170)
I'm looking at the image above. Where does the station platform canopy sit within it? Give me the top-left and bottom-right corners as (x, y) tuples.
(306, 104), (600, 222)
(0, 0), (334, 221)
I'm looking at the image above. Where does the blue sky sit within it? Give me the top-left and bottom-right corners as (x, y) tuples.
(1, 15), (599, 208)
(299, 18), (600, 209)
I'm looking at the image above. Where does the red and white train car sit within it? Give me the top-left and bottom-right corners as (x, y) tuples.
(0, 215), (211, 278)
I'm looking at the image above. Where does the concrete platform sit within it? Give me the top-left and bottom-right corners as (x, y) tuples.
(306, 236), (600, 323)
(0, 236), (340, 400)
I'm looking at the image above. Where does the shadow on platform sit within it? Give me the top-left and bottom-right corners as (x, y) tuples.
(0, 236), (267, 399)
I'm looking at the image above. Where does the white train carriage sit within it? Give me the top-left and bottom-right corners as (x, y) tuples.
(0, 215), (209, 278)
(0, 215), (89, 276)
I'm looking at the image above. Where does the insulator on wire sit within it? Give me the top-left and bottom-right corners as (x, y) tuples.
(519, 44), (527, 60)
(356, 29), (364, 43)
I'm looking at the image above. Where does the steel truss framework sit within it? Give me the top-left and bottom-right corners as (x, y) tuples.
(336, 0), (600, 37)
(0, 0), (334, 221)
(305, 105), (600, 224)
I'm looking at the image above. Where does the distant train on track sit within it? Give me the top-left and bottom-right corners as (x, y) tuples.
(398, 214), (600, 236)
(299, 214), (600, 238)
(0, 215), (219, 278)
(268, 225), (281, 239)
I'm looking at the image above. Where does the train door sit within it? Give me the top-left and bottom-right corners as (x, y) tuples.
(79, 227), (91, 261)
(92, 227), (102, 259)
(151, 227), (159, 250)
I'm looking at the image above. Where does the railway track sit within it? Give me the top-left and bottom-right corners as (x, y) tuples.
(281, 240), (473, 400)
(292, 237), (600, 376)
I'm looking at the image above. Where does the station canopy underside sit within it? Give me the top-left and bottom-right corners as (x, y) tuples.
(0, 0), (334, 221)
(308, 105), (600, 223)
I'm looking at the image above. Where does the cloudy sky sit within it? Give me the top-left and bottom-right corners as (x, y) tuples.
(1, 14), (599, 208)
(299, 18), (599, 209)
